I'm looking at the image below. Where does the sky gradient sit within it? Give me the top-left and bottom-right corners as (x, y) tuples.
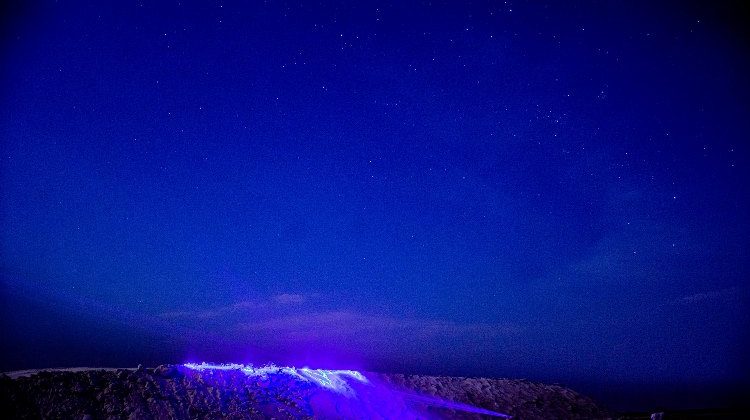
(1, 0), (748, 411)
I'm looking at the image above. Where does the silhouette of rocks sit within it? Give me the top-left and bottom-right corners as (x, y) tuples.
(0, 366), (609, 419)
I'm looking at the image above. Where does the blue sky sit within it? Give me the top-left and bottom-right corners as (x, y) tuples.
(1, 0), (748, 410)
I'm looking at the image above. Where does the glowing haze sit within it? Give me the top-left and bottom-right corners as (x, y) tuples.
(182, 362), (368, 396)
(181, 362), (511, 418)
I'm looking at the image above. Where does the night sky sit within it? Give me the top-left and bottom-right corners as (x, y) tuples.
(1, 0), (749, 411)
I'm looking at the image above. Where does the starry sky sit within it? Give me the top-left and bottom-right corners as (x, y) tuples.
(1, 0), (749, 411)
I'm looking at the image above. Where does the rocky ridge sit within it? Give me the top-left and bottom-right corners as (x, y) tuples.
(0, 365), (609, 419)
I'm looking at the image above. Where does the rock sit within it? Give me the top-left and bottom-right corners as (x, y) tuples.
(0, 366), (609, 419)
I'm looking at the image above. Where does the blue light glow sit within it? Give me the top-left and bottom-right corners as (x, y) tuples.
(181, 362), (512, 417)
(182, 362), (368, 396)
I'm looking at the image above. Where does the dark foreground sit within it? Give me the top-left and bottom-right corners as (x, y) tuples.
(0, 365), (608, 419)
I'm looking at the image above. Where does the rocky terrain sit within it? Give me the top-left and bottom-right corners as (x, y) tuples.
(0, 364), (609, 419)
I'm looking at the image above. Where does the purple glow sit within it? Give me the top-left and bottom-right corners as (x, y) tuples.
(395, 390), (513, 418)
(183, 362), (367, 396)
(182, 362), (512, 418)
